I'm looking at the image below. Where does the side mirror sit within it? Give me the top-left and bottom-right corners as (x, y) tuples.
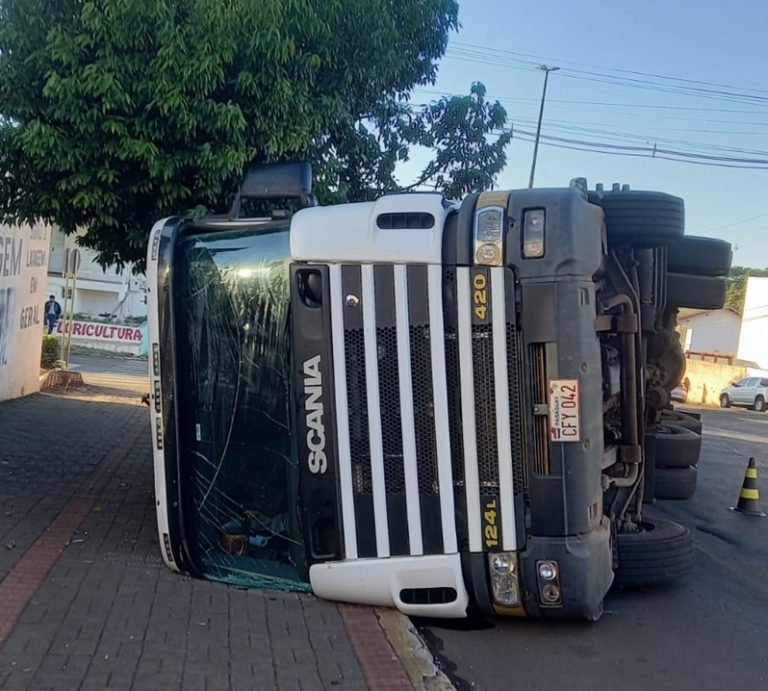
(229, 162), (314, 219)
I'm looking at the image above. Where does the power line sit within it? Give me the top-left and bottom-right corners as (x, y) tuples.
(500, 128), (768, 169)
(418, 88), (768, 114)
(446, 46), (768, 107)
(412, 89), (768, 128)
(452, 41), (768, 96)
(703, 212), (768, 233)
(412, 89), (768, 162)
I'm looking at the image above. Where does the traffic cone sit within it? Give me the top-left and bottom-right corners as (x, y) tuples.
(730, 458), (766, 517)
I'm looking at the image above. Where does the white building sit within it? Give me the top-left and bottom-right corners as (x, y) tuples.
(678, 307), (742, 359)
(736, 276), (768, 371)
(47, 228), (147, 320)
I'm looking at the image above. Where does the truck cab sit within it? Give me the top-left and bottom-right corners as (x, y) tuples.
(147, 164), (728, 620)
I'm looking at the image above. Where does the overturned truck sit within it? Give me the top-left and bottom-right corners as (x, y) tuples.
(147, 164), (731, 620)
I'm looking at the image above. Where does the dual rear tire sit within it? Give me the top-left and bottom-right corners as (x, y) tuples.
(651, 422), (701, 500)
(589, 190), (729, 308)
(614, 519), (694, 587)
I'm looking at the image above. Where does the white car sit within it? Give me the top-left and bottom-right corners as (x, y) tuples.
(719, 377), (768, 412)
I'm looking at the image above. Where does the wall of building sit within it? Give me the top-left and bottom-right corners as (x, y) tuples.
(47, 228), (147, 320)
(0, 222), (52, 402)
(681, 357), (747, 407)
(74, 288), (119, 316)
(678, 308), (741, 356)
(737, 277), (768, 370)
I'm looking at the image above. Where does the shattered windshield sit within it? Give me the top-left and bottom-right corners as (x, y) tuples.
(173, 225), (307, 590)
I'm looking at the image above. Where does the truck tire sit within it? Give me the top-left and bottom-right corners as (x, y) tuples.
(660, 409), (702, 435)
(654, 466), (698, 500)
(652, 423), (701, 468)
(589, 190), (684, 246)
(667, 273), (726, 310)
(614, 519), (694, 587)
(667, 236), (732, 277)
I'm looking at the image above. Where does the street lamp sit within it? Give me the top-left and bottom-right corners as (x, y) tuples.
(528, 65), (559, 188)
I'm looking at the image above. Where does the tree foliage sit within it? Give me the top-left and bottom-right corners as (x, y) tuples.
(725, 266), (768, 313)
(311, 83), (511, 203)
(0, 0), (511, 270)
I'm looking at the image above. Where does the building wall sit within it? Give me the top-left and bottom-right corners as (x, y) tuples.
(0, 222), (52, 402)
(737, 277), (768, 370)
(682, 358), (747, 407)
(678, 308), (741, 356)
(47, 228), (147, 320)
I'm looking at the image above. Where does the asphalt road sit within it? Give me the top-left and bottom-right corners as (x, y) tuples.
(419, 406), (768, 691)
(66, 353), (149, 395)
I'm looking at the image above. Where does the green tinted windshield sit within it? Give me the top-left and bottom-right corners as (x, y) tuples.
(173, 224), (307, 590)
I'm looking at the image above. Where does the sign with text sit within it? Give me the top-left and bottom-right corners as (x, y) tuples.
(0, 222), (50, 401)
(55, 320), (143, 344)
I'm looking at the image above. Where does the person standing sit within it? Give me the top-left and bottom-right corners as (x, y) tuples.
(44, 294), (62, 334)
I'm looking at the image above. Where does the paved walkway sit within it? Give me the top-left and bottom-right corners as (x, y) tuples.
(0, 365), (416, 690)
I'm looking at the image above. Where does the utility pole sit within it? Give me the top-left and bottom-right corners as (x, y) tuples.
(528, 65), (559, 188)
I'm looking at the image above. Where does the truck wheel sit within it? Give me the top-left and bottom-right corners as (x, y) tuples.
(652, 423), (701, 468)
(755, 396), (767, 413)
(667, 273), (726, 310)
(654, 466), (698, 500)
(667, 236), (732, 277)
(614, 519), (694, 587)
(660, 409), (702, 435)
(719, 394), (731, 408)
(589, 190), (685, 246)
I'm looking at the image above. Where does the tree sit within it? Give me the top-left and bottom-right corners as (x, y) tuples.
(311, 83), (512, 203)
(724, 266), (768, 313)
(0, 0), (511, 271)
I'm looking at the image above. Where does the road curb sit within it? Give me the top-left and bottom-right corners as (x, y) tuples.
(376, 609), (456, 691)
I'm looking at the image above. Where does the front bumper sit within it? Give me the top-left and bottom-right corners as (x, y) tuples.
(309, 520), (612, 620)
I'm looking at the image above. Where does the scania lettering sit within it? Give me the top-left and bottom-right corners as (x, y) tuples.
(304, 355), (328, 474)
(148, 164), (730, 620)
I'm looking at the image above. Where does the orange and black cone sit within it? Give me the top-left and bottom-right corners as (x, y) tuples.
(731, 458), (766, 517)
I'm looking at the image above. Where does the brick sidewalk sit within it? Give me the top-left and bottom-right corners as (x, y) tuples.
(0, 380), (403, 690)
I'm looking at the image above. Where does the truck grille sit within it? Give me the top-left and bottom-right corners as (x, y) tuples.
(472, 324), (499, 490)
(328, 263), (526, 559)
(529, 343), (551, 475)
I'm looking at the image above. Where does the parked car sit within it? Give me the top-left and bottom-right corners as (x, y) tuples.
(670, 385), (688, 403)
(719, 377), (768, 412)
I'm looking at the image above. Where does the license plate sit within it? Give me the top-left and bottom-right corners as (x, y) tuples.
(549, 379), (580, 442)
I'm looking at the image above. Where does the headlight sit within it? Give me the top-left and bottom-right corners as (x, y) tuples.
(541, 583), (561, 604)
(536, 559), (562, 606)
(537, 561), (558, 581)
(488, 552), (520, 606)
(522, 209), (545, 258)
(491, 553), (515, 574)
(474, 206), (505, 266)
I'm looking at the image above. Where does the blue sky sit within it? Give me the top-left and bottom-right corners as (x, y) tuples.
(403, 0), (768, 268)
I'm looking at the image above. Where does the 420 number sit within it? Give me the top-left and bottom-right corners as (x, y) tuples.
(472, 272), (488, 321)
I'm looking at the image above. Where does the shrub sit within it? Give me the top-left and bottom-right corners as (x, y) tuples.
(40, 335), (60, 369)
